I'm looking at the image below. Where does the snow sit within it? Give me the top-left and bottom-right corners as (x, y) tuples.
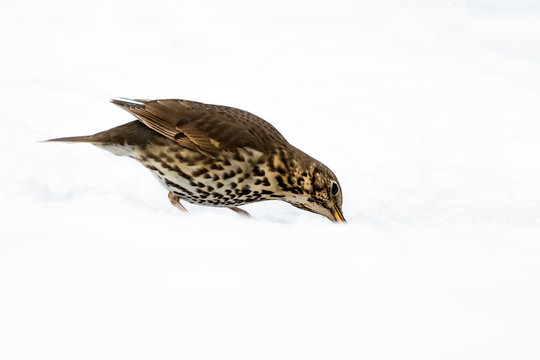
(1, 0), (540, 359)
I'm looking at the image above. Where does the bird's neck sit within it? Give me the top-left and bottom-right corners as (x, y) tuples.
(262, 145), (318, 202)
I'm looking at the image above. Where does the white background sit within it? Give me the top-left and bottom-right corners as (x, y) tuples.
(1, 0), (539, 359)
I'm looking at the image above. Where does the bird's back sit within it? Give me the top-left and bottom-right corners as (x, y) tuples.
(111, 98), (290, 156)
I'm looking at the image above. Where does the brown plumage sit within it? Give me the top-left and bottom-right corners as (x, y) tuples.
(46, 98), (345, 222)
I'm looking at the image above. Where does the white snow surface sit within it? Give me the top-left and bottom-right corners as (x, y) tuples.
(1, 1), (540, 359)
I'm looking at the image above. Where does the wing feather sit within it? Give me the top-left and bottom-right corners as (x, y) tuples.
(111, 98), (288, 156)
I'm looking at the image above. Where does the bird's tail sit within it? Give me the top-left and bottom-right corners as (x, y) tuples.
(42, 135), (97, 143)
(42, 121), (149, 155)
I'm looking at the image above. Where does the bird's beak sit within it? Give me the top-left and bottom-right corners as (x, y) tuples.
(332, 201), (346, 223)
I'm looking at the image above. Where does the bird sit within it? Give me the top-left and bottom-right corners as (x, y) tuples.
(46, 98), (346, 222)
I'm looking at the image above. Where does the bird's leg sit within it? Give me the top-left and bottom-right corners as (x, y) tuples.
(228, 206), (251, 217)
(168, 192), (188, 213)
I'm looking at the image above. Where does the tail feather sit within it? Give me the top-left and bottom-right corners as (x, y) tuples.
(42, 120), (151, 146)
(110, 98), (147, 109)
(42, 135), (96, 143)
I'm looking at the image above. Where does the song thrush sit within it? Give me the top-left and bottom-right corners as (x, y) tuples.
(46, 98), (346, 222)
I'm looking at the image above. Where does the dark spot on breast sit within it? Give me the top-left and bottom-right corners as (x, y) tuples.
(275, 176), (290, 191)
(217, 182), (224, 188)
(230, 182), (237, 189)
(145, 164), (165, 176)
(233, 152), (245, 162)
(192, 167), (209, 177)
(253, 166), (265, 177)
(278, 150), (288, 164)
(196, 188), (209, 195)
(295, 203), (310, 211)
(223, 170), (236, 180)
(165, 179), (193, 196)
(266, 160), (275, 171)
(297, 177), (304, 186)
(158, 152), (174, 163)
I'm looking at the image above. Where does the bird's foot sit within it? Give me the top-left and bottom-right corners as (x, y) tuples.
(168, 192), (189, 213)
(228, 207), (251, 217)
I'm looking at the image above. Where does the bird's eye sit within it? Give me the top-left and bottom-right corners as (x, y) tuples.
(331, 181), (339, 196)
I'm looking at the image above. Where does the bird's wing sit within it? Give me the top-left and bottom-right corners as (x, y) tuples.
(111, 98), (288, 156)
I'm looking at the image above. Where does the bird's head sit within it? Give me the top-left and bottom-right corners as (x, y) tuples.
(282, 158), (346, 223)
